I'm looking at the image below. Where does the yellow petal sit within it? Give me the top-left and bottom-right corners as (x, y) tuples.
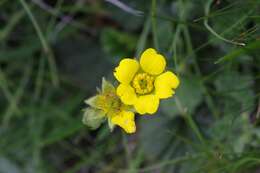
(140, 48), (166, 75)
(111, 111), (136, 133)
(114, 58), (139, 84)
(155, 71), (180, 99)
(117, 84), (137, 105)
(134, 95), (159, 115)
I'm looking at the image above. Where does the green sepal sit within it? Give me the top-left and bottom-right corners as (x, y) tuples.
(85, 95), (102, 109)
(102, 77), (115, 93)
(107, 117), (115, 132)
(96, 87), (102, 94)
(82, 108), (106, 130)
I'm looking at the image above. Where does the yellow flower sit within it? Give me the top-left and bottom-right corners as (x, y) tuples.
(111, 110), (136, 134)
(114, 48), (180, 115)
(84, 78), (136, 133)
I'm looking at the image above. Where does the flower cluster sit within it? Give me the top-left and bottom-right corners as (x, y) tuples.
(83, 78), (136, 133)
(83, 48), (180, 134)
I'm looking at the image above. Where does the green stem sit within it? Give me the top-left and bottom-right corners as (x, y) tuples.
(175, 97), (206, 145)
(182, 26), (220, 119)
(170, 25), (182, 72)
(204, 0), (245, 46)
(138, 153), (203, 172)
(135, 16), (151, 58)
(151, 0), (159, 50)
(19, 0), (59, 87)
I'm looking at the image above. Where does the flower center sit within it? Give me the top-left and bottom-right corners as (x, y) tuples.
(99, 91), (122, 115)
(132, 73), (154, 95)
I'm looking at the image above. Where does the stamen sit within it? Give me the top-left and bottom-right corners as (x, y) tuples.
(132, 73), (154, 94)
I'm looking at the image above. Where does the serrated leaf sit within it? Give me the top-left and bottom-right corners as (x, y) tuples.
(82, 108), (106, 130)
(214, 71), (254, 112)
(139, 113), (179, 159)
(161, 76), (203, 117)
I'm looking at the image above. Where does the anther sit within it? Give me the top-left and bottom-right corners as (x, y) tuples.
(132, 73), (155, 94)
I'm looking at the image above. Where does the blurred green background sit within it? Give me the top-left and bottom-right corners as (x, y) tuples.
(0, 0), (260, 172)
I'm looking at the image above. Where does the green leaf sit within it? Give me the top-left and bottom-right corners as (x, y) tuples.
(139, 115), (175, 159)
(0, 157), (21, 173)
(214, 71), (254, 111)
(215, 40), (260, 64)
(82, 108), (106, 130)
(100, 27), (137, 63)
(157, 20), (173, 51)
(42, 119), (83, 147)
(161, 76), (203, 117)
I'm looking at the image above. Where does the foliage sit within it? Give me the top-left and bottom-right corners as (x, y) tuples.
(0, 0), (259, 172)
